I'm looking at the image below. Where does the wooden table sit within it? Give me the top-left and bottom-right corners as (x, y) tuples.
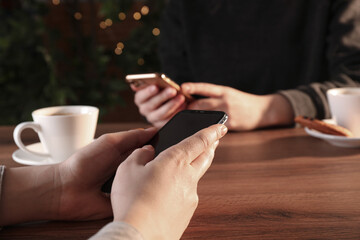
(1, 123), (360, 239)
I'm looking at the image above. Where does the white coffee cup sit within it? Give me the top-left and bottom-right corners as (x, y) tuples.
(327, 88), (360, 137)
(13, 105), (99, 163)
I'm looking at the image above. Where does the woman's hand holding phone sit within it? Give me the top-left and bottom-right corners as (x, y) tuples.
(127, 73), (187, 128)
(111, 124), (228, 240)
(133, 85), (187, 128)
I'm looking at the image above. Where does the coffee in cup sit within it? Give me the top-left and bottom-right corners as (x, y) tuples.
(327, 88), (360, 137)
(13, 105), (99, 163)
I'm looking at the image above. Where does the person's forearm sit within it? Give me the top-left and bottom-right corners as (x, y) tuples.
(0, 165), (60, 226)
(258, 94), (295, 128)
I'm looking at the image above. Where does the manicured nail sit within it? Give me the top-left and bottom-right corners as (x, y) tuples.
(220, 125), (228, 137)
(145, 127), (157, 132)
(143, 145), (154, 151)
(175, 94), (185, 102)
(182, 84), (190, 92)
(149, 85), (157, 93)
(166, 87), (176, 96)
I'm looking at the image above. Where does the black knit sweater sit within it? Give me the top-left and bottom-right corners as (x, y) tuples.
(159, 0), (360, 119)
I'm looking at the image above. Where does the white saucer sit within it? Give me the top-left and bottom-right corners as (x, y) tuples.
(304, 119), (360, 148)
(12, 142), (61, 165)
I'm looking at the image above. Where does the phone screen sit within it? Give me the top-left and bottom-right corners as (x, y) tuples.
(101, 110), (227, 193)
(148, 110), (228, 156)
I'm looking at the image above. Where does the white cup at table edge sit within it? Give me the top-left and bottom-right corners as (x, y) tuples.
(327, 87), (360, 138)
(13, 105), (99, 163)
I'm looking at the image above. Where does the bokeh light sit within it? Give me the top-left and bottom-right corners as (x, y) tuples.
(141, 6), (149, 15)
(133, 12), (141, 21)
(152, 28), (160, 36)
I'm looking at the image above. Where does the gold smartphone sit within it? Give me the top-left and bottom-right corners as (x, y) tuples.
(125, 73), (194, 102)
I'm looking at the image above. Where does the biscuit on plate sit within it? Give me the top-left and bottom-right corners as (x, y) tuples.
(295, 116), (353, 137)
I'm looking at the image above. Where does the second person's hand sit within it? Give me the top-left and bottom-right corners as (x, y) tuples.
(133, 85), (186, 128)
(182, 82), (294, 131)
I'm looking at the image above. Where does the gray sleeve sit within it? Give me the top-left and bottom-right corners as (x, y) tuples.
(89, 222), (144, 240)
(280, 0), (360, 119)
(279, 76), (360, 119)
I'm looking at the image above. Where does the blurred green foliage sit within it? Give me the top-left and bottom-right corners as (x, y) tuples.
(0, 0), (164, 125)
(113, 0), (165, 74)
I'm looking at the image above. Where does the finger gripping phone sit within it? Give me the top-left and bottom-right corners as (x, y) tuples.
(101, 110), (228, 193)
(148, 110), (228, 156)
(125, 73), (195, 101)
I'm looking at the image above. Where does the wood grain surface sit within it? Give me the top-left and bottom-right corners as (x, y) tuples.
(0, 124), (360, 239)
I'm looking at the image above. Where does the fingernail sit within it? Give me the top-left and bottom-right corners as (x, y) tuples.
(182, 84), (190, 93)
(143, 145), (154, 151)
(145, 127), (157, 132)
(166, 87), (176, 96)
(220, 125), (228, 137)
(149, 85), (157, 93)
(176, 94), (185, 102)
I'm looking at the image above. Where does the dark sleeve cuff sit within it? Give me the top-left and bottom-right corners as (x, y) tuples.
(278, 89), (317, 120)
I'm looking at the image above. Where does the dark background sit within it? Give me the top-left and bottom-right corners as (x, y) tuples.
(0, 0), (165, 125)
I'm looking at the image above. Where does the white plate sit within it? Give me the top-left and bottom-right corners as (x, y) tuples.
(12, 142), (61, 165)
(304, 119), (360, 148)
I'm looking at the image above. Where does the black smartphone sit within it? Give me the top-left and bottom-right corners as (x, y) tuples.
(101, 110), (228, 193)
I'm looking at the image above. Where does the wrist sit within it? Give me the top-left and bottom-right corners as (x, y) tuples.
(259, 94), (294, 128)
(0, 165), (60, 225)
(115, 207), (165, 240)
